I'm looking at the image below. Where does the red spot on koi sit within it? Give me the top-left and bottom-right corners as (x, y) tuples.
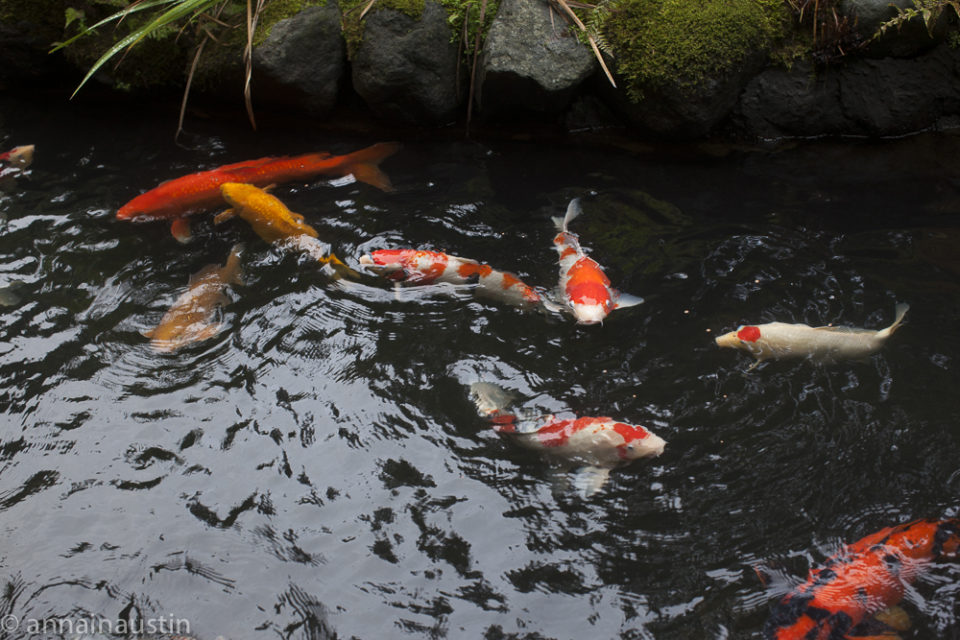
(737, 326), (761, 342)
(457, 262), (493, 279)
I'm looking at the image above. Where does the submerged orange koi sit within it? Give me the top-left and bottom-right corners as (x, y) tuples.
(764, 518), (960, 640)
(143, 244), (244, 352)
(359, 248), (544, 309)
(117, 142), (400, 243)
(552, 198), (642, 324)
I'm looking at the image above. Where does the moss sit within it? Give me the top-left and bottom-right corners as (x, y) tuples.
(603, 0), (790, 102)
(341, 0), (425, 58)
(252, 0), (327, 46)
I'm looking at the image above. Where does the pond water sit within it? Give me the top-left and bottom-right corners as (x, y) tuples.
(2, 95), (960, 640)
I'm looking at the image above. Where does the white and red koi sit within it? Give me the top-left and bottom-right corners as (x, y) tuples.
(0, 144), (34, 173)
(715, 303), (909, 369)
(359, 248), (544, 309)
(469, 382), (665, 497)
(552, 198), (643, 324)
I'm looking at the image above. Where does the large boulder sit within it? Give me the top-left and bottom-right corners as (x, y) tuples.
(253, 4), (347, 116)
(475, 0), (597, 120)
(599, 0), (785, 139)
(351, 0), (463, 125)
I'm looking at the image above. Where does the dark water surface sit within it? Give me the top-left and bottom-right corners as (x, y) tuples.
(2, 96), (960, 640)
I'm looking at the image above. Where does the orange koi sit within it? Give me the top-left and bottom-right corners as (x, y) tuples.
(552, 198), (643, 324)
(764, 518), (960, 640)
(359, 248), (544, 309)
(117, 142), (400, 243)
(469, 382), (666, 496)
(143, 244), (244, 352)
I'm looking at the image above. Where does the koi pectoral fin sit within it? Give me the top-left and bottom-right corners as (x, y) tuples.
(171, 218), (192, 243)
(614, 292), (644, 309)
(872, 605), (911, 632)
(213, 208), (236, 225)
(571, 466), (611, 498)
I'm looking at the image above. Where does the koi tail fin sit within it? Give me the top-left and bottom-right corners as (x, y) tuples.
(222, 243), (245, 286)
(469, 381), (518, 419)
(878, 302), (909, 339)
(553, 197), (583, 232)
(344, 141), (401, 192)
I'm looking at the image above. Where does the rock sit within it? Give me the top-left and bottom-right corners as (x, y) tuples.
(841, 0), (952, 57)
(734, 60), (844, 139)
(351, 0), (463, 125)
(475, 0), (596, 119)
(605, 50), (768, 139)
(253, 4), (346, 116)
(734, 45), (960, 139)
(838, 44), (960, 135)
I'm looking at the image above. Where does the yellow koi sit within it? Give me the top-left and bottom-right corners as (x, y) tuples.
(216, 183), (354, 276)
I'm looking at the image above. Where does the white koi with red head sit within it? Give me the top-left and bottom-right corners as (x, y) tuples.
(553, 198), (643, 324)
(0, 145), (34, 170)
(469, 382), (666, 497)
(359, 249), (544, 309)
(715, 303), (909, 369)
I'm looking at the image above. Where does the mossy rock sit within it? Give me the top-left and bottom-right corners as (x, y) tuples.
(604, 0), (789, 101)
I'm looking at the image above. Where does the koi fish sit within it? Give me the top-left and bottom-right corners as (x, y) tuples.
(143, 244), (244, 352)
(469, 382), (666, 497)
(359, 249), (545, 309)
(0, 145), (34, 170)
(715, 303), (909, 369)
(552, 198), (643, 324)
(117, 142), (400, 243)
(215, 182), (355, 277)
(764, 518), (960, 640)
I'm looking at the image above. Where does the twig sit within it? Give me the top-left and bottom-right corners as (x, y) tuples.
(551, 0), (616, 87)
(466, 0), (489, 128)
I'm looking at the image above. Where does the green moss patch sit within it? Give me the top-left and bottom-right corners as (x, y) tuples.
(341, 0), (426, 58)
(603, 0), (790, 101)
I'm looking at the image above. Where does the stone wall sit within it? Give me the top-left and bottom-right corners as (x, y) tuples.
(2, 0), (960, 141)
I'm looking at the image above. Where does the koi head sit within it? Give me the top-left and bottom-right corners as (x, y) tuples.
(1, 145), (34, 169)
(613, 422), (666, 460)
(359, 249), (412, 278)
(219, 182), (260, 209)
(360, 249), (447, 283)
(715, 325), (762, 351)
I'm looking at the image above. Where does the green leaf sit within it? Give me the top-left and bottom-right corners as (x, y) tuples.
(65, 0), (221, 98)
(50, 0), (176, 53)
(64, 7), (86, 31)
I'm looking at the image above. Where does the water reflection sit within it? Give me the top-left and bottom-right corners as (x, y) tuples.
(1, 97), (960, 638)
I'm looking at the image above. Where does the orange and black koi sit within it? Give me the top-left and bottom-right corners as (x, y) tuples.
(359, 248), (545, 309)
(764, 518), (960, 640)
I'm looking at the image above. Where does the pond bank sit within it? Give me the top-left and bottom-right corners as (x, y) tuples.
(3, 0), (960, 142)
